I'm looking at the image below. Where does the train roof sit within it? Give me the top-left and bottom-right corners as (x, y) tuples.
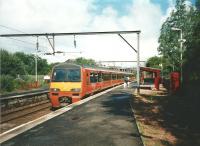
(53, 63), (133, 75)
(54, 63), (81, 69)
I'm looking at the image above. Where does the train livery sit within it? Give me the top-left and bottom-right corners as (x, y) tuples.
(49, 63), (133, 108)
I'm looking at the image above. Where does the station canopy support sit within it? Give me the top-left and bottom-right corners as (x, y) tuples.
(0, 30), (141, 94)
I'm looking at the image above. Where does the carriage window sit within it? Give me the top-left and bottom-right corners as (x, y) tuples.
(94, 73), (98, 82)
(90, 73), (94, 83)
(117, 74), (122, 79)
(90, 72), (98, 83)
(102, 73), (105, 81)
(112, 74), (117, 80)
(103, 73), (111, 81)
(98, 73), (102, 82)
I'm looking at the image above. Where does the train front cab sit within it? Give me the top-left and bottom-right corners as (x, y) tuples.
(49, 65), (83, 108)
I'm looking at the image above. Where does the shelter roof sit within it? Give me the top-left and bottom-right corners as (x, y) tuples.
(140, 67), (161, 73)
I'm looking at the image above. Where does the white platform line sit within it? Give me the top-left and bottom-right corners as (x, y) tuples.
(0, 84), (122, 143)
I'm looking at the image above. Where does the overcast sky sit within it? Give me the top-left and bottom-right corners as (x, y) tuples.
(0, 0), (194, 67)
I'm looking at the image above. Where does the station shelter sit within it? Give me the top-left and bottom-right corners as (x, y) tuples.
(140, 67), (161, 90)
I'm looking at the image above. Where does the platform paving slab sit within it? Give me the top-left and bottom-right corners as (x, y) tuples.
(2, 87), (143, 146)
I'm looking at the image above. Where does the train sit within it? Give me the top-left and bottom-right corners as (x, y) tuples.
(49, 63), (134, 108)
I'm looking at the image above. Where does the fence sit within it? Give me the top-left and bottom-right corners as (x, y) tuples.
(20, 75), (50, 88)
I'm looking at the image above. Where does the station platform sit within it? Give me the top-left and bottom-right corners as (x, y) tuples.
(1, 85), (143, 146)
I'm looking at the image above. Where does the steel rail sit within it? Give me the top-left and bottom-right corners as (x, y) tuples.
(0, 90), (49, 101)
(1, 101), (50, 124)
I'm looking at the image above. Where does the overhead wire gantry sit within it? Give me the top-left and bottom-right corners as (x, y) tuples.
(0, 30), (141, 94)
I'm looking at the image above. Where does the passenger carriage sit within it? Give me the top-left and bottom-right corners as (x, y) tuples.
(49, 63), (133, 108)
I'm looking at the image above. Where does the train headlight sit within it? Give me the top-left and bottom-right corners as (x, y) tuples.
(71, 88), (81, 92)
(51, 88), (60, 92)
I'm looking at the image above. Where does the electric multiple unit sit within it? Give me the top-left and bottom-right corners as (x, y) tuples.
(49, 63), (134, 108)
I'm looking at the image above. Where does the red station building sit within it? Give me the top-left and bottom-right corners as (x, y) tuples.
(140, 67), (161, 90)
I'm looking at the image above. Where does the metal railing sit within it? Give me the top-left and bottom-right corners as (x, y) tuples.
(1, 89), (50, 112)
(0, 90), (49, 101)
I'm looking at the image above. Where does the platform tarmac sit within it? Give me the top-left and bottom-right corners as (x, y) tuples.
(1, 86), (143, 146)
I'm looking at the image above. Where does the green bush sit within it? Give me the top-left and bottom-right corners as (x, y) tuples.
(14, 78), (26, 89)
(0, 75), (15, 92)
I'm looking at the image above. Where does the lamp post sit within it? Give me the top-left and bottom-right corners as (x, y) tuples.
(159, 63), (163, 84)
(171, 27), (186, 86)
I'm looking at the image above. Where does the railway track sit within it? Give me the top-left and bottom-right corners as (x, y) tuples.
(1, 100), (51, 123)
(0, 89), (51, 133)
(0, 89), (49, 112)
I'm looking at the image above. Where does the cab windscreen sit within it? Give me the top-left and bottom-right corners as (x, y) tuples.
(52, 69), (81, 82)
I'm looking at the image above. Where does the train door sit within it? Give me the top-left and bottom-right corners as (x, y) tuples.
(85, 70), (92, 95)
(98, 72), (103, 89)
(90, 71), (98, 92)
(111, 73), (113, 86)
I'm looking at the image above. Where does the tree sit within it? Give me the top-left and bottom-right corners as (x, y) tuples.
(14, 52), (35, 74)
(14, 51), (51, 75)
(1, 49), (51, 76)
(1, 49), (51, 92)
(1, 49), (25, 77)
(37, 57), (50, 75)
(158, 0), (195, 77)
(146, 56), (162, 69)
(66, 57), (97, 66)
(183, 0), (200, 83)
(158, 0), (200, 94)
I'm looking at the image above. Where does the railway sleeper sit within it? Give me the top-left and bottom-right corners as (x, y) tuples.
(1, 100), (50, 121)
(1, 94), (49, 112)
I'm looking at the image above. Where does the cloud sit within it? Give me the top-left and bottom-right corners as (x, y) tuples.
(160, 0), (175, 24)
(0, 0), (166, 67)
(0, 0), (93, 32)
